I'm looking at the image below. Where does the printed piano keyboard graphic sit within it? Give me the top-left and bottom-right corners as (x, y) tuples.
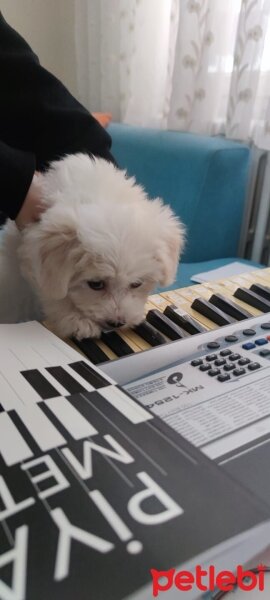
(0, 357), (151, 467)
(72, 268), (270, 364)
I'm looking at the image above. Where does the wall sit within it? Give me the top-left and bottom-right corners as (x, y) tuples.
(1, 0), (78, 97)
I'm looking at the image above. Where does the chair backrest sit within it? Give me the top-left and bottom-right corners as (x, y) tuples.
(109, 123), (251, 263)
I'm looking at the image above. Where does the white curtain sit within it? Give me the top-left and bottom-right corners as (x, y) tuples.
(75, 0), (270, 149)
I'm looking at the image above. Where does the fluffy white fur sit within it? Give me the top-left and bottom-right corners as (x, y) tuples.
(0, 154), (185, 339)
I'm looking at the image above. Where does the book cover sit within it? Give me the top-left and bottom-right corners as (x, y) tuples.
(0, 322), (269, 600)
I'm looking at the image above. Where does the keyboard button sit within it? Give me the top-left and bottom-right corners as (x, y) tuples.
(191, 359), (203, 366)
(234, 288), (270, 312)
(230, 353), (241, 361)
(261, 322), (270, 330)
(248, 362), (261, 371)
(225, 335), (239, 343)
(233, 368), (246, 376)
(215, 358), (226, 366)
(207, 341), (221, 349)
(224, 363), (234, 371)
(242, 342), (256, 350)
(220, 349), (232, 357)
(200, 364), (211, 371)
(208, 369), (221, 377)
(260, 349), (270, 357)
(206, 354), (218, 361)
(243, 329), (256, 336)
(238, 358), (251, 366)
(255, 338), (268, 346)
(209, 293), (252, 321)
(191, 297), (235, 326)
(218, 374), (231, 382)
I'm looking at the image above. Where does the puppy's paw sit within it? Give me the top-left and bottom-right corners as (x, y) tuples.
(54, 314), (101, 340)
(73, 318), (101, 341)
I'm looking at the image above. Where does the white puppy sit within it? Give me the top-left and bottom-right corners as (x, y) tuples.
(0, 154), (185, 339)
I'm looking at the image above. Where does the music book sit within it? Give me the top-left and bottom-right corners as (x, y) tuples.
(191, 262), (259, 283)
(0, 321), (270, 600)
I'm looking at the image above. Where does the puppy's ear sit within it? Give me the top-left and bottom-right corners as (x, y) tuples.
(154, 203), (185, 287)
(35, 224), (79, 300)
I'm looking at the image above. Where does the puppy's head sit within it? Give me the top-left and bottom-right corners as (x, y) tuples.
(21, 156), (185, 337)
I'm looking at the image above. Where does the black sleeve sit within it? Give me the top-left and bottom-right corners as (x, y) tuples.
(0, 142), (36, 219)
(0, 12), (115, 219)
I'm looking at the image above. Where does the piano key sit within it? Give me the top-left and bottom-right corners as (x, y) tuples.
(133, 321), (167, 346)
(154, 288), (217, 331)
(38, 367), (70, 397)
(0, 351), (41, 407)
(98, 386), (152, 424)
(20, 369), (60, 399)
(45, 396), (98, 439)
(16, 403), (66, 452)
(115, 330), (142, 352)
(250, 283), (270, 301)
(209, 293), (252, 321)
(71, 337), (109, 364)
(46, 366), (87, 394)
(146, 309), (188, 340)
(163, 304), (207, 334)
(191, 297), (236, 326)
(205, 280), (262, 317)
(149, 291), (187, 311)
(233, 288), (270, 312)
(69, 360), (110, 389)
(245, 268), (270, 284)
(101, 331), (134, 356)
(0, 412), (33, 466)
(60, 363), (95, 392)
(120, 328), (152, 351)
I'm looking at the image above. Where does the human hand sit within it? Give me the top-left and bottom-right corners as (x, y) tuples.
(15, 172), (45, 230)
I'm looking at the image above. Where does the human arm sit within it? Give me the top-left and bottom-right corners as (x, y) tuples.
(0, 12), (115, 221)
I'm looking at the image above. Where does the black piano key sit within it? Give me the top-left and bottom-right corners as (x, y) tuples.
(69, 361), (110, 388)
(250, 283), (270, 302)
(101, 331), (134, 356)
(133, 321), (166, 346)
(146, 309), (188, 340)
(71, 336), (109, 364)
(234, 288), (270, 313)
(164, 304), (207, 335)
(21, 369), (60, 399)
(209, 293), (252, 321)
(46, 366), (86, 394)
(191, 297), (236, 326)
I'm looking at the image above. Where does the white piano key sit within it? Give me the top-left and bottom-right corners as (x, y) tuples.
(16, 404), (66, 451)
(98, 386), (153, 424)
(45, 397), (97, 439)
(0, 413), (33, 466)
(0, 373), (24, 412)
(0, 352), (40, 407)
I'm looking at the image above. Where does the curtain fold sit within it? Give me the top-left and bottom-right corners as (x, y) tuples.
(75, 0), (270, 149)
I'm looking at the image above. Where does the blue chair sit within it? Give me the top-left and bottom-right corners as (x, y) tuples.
(109, 123), (262, 288)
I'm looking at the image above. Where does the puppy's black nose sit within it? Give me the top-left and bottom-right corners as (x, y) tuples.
(106, 320), (125, 329)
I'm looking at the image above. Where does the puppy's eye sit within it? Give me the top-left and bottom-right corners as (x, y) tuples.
(87, 280), (105, 291)
(130, 281), (142, 289)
